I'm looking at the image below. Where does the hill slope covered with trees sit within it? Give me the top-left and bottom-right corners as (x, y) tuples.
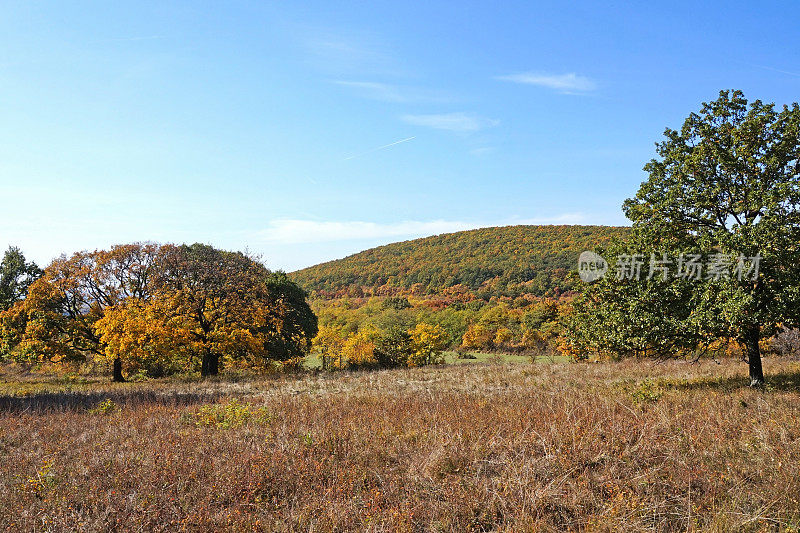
(291, 225), (628, 299)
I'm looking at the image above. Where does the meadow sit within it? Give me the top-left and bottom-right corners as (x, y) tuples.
(2, 357), (799, 531)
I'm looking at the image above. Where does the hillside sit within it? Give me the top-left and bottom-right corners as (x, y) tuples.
(291, 225), (629, 299)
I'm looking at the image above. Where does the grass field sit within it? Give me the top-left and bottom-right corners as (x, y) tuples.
(2, 357), (800, 531)
(303, 351), (570, 369)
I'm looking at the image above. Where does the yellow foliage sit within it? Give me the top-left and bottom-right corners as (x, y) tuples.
(313, 326), (346, 370)
(93, 300), (195, 376)
(461, 324), (493, 350)
(341, 330), (377, 367)
(493, 327), (513, 347)
(408, 323), (448, 367)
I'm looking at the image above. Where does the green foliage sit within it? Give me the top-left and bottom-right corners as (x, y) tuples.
(191, 399), (271, 429)
(0, 247), (41, 312)
(262, 271), (319, 360)
(292, 225), (628, 299)
(629, 379), (664, 404)
(89, 398), (118, 415)
(373, 328), (415, 368)
(566, 90), (800, 385)
(382, 296), (411, 310)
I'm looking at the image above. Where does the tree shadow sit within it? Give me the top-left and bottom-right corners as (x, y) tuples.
(0, 389), (225, 414)
(662, 369), (800, 393)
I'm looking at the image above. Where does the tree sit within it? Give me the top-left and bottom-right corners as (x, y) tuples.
(93, 299), (195, 378)
(408, 323), (448, 366)
(262, 272), (318, 361)
(0, 247), (42, 311)
(1, 242), (318, 380)
(341, 328), (378, 368)
(313, 325), (346, 370)
(155, 244), (317, 377)
(0, 244), (162, 380)
(568, 90), (800, 386)
(461, 323), (493, 350)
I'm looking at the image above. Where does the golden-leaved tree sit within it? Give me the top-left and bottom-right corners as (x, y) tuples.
(0, 244), (161, 380)
(0, 242), (317, 380)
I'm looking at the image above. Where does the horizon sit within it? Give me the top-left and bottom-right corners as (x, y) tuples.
(2, 1), (798, 270)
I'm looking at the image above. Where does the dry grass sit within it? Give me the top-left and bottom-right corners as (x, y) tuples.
(2, 358), (800, 531)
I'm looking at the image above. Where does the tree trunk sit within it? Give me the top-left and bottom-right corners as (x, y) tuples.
(743, 326), (764, 387)
(112, 357), (126, 383)
(201, 351), (220, 377)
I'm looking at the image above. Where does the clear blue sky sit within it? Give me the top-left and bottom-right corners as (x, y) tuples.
(2, 1), (798, 271)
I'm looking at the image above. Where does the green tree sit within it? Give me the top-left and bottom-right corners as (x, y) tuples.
(0, 247), (42, 311)
(261, 271), (318, 361)
(568, 90), (800, 386)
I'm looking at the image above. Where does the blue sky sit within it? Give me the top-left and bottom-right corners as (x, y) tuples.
(1, 1), (798, 271)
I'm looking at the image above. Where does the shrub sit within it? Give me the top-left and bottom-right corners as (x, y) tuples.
(89, 398), (118, 415)
(191, 399), (271, 429)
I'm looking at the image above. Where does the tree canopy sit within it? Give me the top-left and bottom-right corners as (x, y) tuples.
(565, 90), (800, 385)
(0, 243), (317, 380)
(0, 246), (41, 312)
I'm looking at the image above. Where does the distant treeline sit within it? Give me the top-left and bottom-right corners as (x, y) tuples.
(291, 225), (629, 299)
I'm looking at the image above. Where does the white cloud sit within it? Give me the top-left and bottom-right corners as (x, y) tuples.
(496, 72), (596, 92)
(334, 81), (407, 102)
(333, 80), (452, 104)
(255, 215), (586, 245)
(401, 112), (499, 133)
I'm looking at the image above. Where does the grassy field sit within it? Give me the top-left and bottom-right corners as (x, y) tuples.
(303, 351), (570, 369)
(2, 358), (800, 531)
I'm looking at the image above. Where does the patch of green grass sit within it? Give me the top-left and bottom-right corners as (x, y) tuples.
(443, 351), (570, 365)
(303, 351), (570, 369)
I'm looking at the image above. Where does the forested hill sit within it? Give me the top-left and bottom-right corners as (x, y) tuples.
(291, 225), (629, 299)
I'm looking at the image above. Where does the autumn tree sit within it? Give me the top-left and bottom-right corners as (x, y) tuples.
(408, 323), (448, 366)
(1, 242), (317, 381)
(154, 244), (316, 377)
(313, 325), (346, 370)
(0, 245), (160, 379)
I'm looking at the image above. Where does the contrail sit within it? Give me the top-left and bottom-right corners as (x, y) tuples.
(742, 61), (800, 78)
(343, 136), (416, 160)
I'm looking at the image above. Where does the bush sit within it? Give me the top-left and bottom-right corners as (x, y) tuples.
(89, 398), (118, 415)
(190, 399), (271, 429)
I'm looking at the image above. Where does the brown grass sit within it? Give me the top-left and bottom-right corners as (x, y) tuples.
(1, 358), (800, 531)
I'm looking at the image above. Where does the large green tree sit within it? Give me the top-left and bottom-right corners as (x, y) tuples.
(567, 90), (800, 386)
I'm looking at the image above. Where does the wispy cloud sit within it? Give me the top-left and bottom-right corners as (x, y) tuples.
(90, 35), (163, 43)
(401, 112), (499, 133)
(333, 80), (453, 104)
(470, 146), (496, 156)
(496, 72), (596, 93)
(343, 136), (415, 160)
(334, 81), (408, 102)
(256, 215), (585, 245)
(298, 28), (401, 76)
